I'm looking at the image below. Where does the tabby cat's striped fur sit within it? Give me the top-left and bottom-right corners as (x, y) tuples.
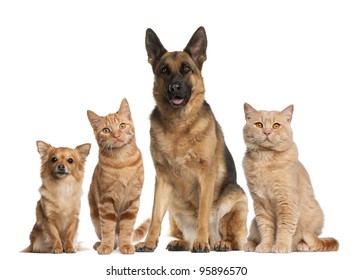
(87, 98), (149, 255)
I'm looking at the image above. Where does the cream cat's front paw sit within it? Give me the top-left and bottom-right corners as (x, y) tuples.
(255, 243), (273, 253)
(243, 241), (257, 252)
(272, 243), (291, 253)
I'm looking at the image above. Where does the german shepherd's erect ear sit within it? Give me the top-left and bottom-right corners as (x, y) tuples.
(183, 26), (207, 70)
(145, 28), (167, 73)
(145, 26), (207, 73)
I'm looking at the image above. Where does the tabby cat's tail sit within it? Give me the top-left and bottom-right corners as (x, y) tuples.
(132, 218), (151, 242)
(303, 232), (339, 252)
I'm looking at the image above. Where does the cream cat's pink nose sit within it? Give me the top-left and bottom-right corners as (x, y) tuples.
(264, 131), (271, 136)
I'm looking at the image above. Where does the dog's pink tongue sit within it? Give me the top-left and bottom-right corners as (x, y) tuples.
(172, 98), (183, 105)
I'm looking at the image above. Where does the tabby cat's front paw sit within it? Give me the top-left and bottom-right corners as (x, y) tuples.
(272, 243), (291, 253)
(120, 244), (135, 254)
(97, 244), (114, 255)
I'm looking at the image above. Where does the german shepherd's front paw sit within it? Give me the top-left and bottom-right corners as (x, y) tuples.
(166, 240), (189, 251)
(191, 240), (210, 253)
(214, 240), (233, 252)
(135, 241), (157, 252)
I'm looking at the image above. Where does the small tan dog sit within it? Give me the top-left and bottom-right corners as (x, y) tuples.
(23, 141), (91, 253)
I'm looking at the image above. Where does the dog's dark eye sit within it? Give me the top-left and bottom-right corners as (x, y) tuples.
(182, 64), (191, 74)
(161, 66), (170, 75)
(67, 158), (74, 164)
(51, 157), (57, 163)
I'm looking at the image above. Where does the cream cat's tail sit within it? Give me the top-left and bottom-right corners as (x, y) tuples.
(132, 218), (151, 242)
(303, 232), (339, 252)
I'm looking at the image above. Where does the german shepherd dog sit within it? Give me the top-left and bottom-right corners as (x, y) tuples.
(135, 27), (248, 253)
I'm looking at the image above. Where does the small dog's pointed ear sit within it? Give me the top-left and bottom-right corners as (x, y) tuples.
(36, 140), (51, 158)
(145, 28), (167, 73)
(76, 143), (91, 161)
(184, 26), (207, 70)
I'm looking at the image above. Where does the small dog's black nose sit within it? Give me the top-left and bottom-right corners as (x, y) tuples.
(168, 82), (181, 93)
(58, 164), (65, 170)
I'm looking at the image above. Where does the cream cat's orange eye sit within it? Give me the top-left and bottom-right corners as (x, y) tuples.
(120, 123), (126, 129)
(255, 122), (263, 128)
(273, 123), (281, 129)
(102, 128), (110, 134)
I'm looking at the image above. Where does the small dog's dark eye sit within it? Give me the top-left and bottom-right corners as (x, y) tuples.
(67, 158), (74, 164)
(51, 157), (57, 163)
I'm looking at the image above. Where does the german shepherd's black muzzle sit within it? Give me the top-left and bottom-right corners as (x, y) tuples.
(166, 78), (191, 109)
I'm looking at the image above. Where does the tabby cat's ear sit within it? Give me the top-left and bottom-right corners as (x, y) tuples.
(244, 103), (256, 121)
(281, 105), (294, 123)
(118, 98), (131, 120)
(87, 110), (101, 130)
(36, 140), (51, 158)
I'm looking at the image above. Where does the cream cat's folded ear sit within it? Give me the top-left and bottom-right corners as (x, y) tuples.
(281, 105), (294, 123)
(243, 103), (256, 121)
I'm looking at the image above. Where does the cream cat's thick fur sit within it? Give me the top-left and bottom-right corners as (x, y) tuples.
(242, 103), (338, 253)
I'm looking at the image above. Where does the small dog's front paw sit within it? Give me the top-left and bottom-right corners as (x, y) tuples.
(192, 240), (210, 253)
(52, 241), (63, 253)
(52, 246), (63, 254)
(64, 241), (76, 253)
(135, 241), (157, 252)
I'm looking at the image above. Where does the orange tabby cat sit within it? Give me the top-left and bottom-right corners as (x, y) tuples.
(87, 98), (149, 255)
(242, 103), (338, 253)
(23, 141), (91, 253)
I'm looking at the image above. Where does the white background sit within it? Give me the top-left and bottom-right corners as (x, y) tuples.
(1, 0), (351, 279)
